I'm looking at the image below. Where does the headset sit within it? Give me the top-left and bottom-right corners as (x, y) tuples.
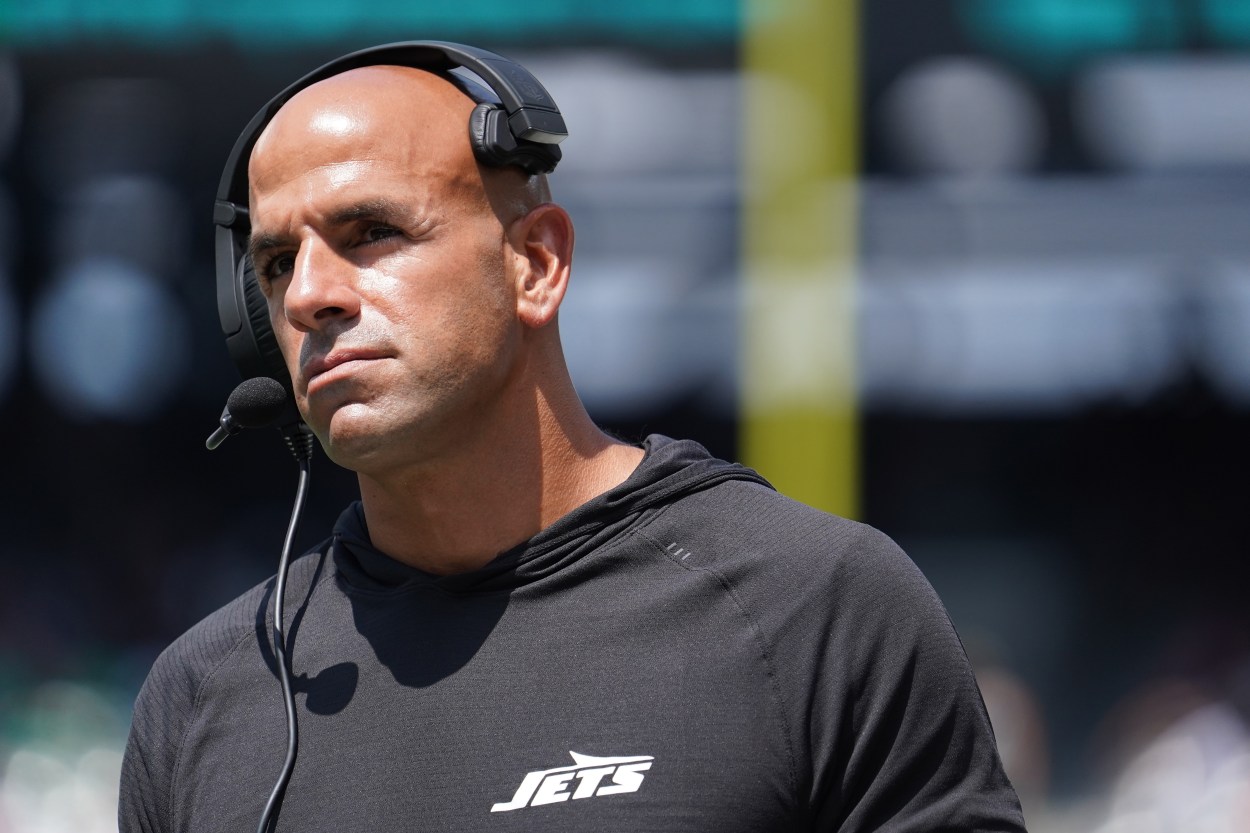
(208, 43), (568, 831)
(212, 40), (568, 418)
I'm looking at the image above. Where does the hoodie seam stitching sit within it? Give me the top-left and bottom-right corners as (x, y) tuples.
(635, 526), (801, 809)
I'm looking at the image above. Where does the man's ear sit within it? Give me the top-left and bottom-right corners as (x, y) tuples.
(509, 203), (574, 329)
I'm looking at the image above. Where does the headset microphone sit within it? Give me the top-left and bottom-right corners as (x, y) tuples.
(205, 40), (567, 831)
(205, 377), (291, 449)
(201, 374), (315, 833)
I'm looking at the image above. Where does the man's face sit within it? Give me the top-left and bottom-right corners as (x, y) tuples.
(246, 68), (522, 473)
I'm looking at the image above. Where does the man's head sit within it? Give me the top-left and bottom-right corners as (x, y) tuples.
(245, 65), (575, 474)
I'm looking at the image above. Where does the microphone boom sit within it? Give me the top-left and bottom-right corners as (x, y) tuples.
(205, 377), (291, 449)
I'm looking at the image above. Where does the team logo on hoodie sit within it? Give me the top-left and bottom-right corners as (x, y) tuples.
(490, 751), (655, 812)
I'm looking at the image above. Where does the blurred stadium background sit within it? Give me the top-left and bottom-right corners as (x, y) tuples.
(2, 0), (1249, 830)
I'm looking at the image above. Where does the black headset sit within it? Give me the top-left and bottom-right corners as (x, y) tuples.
(212, 40), (567, 413)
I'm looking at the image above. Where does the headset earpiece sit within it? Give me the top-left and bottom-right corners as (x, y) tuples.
(469, 102), (562, 175)
(223, 254), (303, 426)
(236, 257), (288, 384)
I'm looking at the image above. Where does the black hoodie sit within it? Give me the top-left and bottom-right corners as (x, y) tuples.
(120, 435), (1025, 832)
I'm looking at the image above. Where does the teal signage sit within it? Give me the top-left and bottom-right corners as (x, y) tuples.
(1, 0), (737, 44)
(960, 0), (1250, 79)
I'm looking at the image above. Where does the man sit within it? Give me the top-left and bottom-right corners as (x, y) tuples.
(120, 50), (1026, 832)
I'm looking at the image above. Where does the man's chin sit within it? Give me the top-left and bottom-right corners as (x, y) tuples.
(317, 405), (417, 472)
(320, 434), (389, 474)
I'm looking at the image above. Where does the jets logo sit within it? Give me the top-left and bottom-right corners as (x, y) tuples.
(491, 751), (655, 812)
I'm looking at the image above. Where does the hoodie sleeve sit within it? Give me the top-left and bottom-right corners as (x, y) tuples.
(119, 652), (185, 833)
(683, 481), (1027, 832)
(118, 580), (273, 833)
(802, 523), (1026, 832)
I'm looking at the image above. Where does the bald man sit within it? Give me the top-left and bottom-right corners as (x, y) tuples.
(246, 66), (641, 574)
(120, 50), (1026, 833)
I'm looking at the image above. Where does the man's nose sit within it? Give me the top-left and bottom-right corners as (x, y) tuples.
(283, 239), (361, 332)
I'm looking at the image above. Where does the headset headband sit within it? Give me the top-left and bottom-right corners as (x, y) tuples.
(212, 41), (567, 404)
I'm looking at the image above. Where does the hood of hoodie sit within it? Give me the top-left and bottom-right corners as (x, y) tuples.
(331, 434), (772, 595)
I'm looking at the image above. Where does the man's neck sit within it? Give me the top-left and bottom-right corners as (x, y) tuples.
(355, 394), (643, 576)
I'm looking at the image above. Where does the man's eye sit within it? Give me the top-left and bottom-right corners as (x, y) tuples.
(364, 225), (402, 243)
(255, 253), (294, 284)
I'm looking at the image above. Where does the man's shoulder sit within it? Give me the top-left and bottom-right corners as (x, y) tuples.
(119, 545), (334, 830)
(140, 546), (330, 710)
(654, 474), (906, 578)
(138, 577), (267, 724)
(647, 475), (939, 638)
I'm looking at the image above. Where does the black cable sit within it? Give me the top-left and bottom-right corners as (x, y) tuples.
(257, 425), (315, 833)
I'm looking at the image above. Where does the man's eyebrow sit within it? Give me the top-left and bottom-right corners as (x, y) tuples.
(325, 198), (418, 227)
(246, 199), (420, 266)
(247, 231), (289, 268)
